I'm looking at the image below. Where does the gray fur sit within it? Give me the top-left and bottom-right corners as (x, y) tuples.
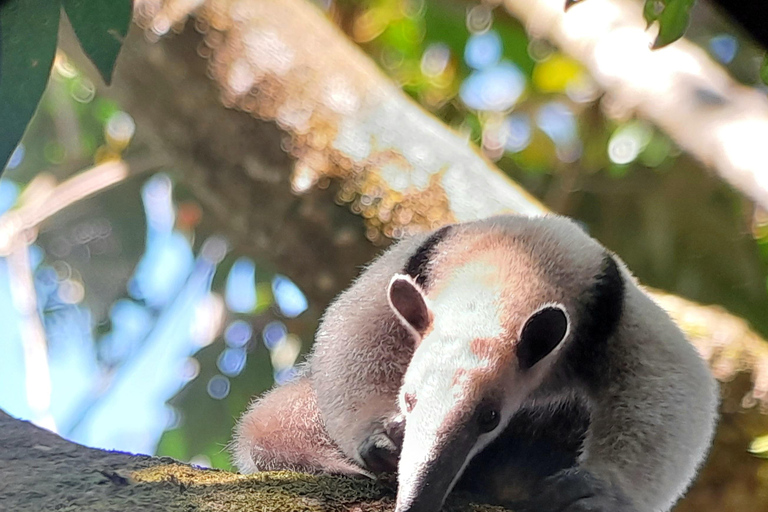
(310, 232), (432, 467)
(577, 275), (719, 511)
(231, 376), (364, 476)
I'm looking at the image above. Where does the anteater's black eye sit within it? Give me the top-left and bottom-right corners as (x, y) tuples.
(477, 407), (500, 433)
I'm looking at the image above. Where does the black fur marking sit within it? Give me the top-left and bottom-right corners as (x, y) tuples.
(517, 306), (569, 370)
(404, 225), (452, 287)
(455, 399), (590, 505)
(565, 253), (625, 392)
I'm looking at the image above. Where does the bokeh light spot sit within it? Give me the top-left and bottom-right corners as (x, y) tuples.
(225, 320), (253, 348)
(201, 236), (228, 264)
(225, 257), (257, 313)
(6, 145), (25, 170)
(189, 455), (211, 468)
(262, 321), (287, 350)
(608, 121), (653, 165)
(709, 34), (738, 65)
(532, 54), (582, 93)
(207, 375), (230, 400)
(421, 43), (451, 77)
(70, 77), (96, 103)
(537, 102), (577, 146)
(274, 367), (298, 386)
(460, 62), (526, 112)
(217, 348), (247, 377)
(165, 406), (182, 429)
(142, 174), (175, 234)
(466, 4), (493, 34)
(106, 111), (136, 149)
(504, 114), (532, 153)
(28, 245), (44, 269)
(269, 333), (302, 371)
(465, 31), (502, 70)
(180, 358), (201, 382)
(272, 275), (308, 318)
(58, 279), (85, 305)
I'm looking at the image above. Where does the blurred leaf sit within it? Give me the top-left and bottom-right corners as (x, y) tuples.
(761, 53), (768, 86)
(749, 433), (768, 459)
(208, 449), (232, 470)
(156, 428), (188, 461)
(0, 0), (60, 174)
(255, 282), (275, 313)
(640, 131), (673, 168)
(643, 0), (661, 27)
(564, 0), (585, 10)
(62, 0), (132, 84)
(652, 0), (695, 49)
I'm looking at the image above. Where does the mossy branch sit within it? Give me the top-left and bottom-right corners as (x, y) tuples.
(0, 409), (508, 512)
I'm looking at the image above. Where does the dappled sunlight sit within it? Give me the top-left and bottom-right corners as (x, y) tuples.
(1, 3), (768, 509)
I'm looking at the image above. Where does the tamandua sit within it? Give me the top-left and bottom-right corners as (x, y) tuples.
(233, 215), (719, 512)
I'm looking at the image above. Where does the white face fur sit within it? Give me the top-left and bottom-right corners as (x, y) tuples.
(388, 260), (572, 512)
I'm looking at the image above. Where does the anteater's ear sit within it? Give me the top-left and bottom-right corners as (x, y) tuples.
(388, 274), (432, 340)
(516, 304), (570, 369)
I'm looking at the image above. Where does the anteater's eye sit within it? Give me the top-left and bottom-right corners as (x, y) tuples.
(477, 406), (500, 433)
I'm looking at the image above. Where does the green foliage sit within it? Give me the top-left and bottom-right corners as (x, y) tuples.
(0, 0), (132, 175)
(761, 54), (768, 86)
(62, 0), (132, 84)
(0, 1), (60, 176)
(643, 0), (662, 27)
(652, 0), (695, 49)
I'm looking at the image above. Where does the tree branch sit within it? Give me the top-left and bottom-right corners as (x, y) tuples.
(502, 0), (768, 211)
(126, 0), (768, 403)
(0, 409), (507, 511)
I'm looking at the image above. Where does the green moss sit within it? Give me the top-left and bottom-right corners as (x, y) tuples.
(131, 464), (512, 512)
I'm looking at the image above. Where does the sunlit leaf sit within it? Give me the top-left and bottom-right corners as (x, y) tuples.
(62, 0), (132, 84)
(652, 0), (695, 49)
(749, 433), (768, 458)
(532, 54), (582, 93)
(0, 0), (60, 174)
(760, 53), (768, 86)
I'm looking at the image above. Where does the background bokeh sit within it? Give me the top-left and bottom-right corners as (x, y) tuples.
(1, 0), (767, 504)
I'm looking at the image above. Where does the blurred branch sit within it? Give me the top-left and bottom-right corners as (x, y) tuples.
(126, 0), (768, 404)
(652, 289), (768, 410)
(6, 245), (53, 431)
(502, 0), (768, 211)
(0, 160), (132, 436)
(133, 0), (546, 242)
(0, 160), (130, 256)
